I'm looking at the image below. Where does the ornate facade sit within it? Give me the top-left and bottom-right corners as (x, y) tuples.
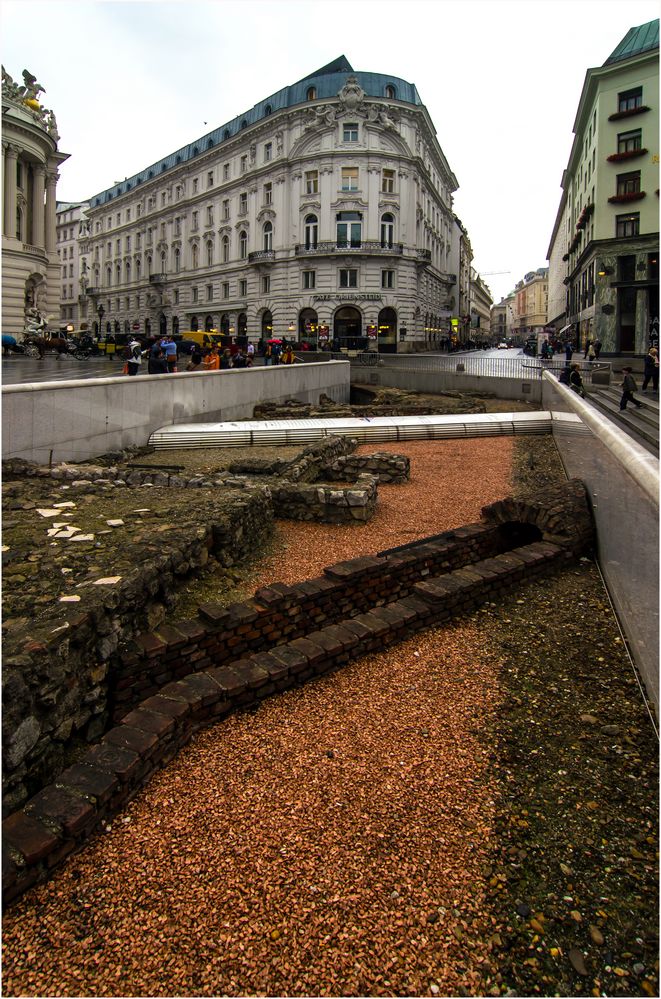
(2, 67), (69, 335)
(83, 57), (460, 351)
(56, 201), (90, 330)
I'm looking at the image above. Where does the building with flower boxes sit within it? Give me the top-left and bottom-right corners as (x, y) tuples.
(547, 19), (659, 356)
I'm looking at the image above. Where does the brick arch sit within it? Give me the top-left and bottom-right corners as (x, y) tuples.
(480, 479), (593, 555)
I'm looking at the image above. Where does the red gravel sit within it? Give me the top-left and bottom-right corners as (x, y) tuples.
(2, 438), (515, 997)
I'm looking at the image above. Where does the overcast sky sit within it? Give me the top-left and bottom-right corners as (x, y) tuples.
(3, 0), (658, 303)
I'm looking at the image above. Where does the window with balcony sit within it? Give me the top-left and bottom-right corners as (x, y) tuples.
(618, 129), (642, 154)
(263, 221), (273, 251)
(616, 171), (641, 195)
(339, 269), (358, 288)
(264, 182), (272, 205)
(336, 211), (361, 248)
(262, 275), (270, 293)
(160, 251), (167, 272)
(616, 213), (640, 237)
(264, 142), (272, 162)
(222, 235), (230, 262)
(303, 270), (316, 289)
(380, 213), (395, 248)
(305, 214), (318, 249)
(341, 167), (359, 191)
(239, 230), (247, 259)
(343, 122), (359, 142)
(239, 192), (248, 214)
(382, 169), (395, 193)
(618, 87), (643, 113)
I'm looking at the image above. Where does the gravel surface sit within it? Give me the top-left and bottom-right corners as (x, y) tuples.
(2, 435), (658, 998)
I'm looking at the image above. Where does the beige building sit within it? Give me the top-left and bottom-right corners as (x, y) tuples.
(512, 269), (549, 337)
(469, 268), (493, 339)
(2, 68), (69, 335)
(547, 19), (659, 356)
(56, 201), (90, 330)
(83, 57), (462, 352)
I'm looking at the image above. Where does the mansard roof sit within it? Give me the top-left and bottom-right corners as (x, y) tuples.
(88, 58), (422, 206)
(604, 18), (659, 65)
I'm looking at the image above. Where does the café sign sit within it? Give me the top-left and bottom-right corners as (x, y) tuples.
(313, 294), (383, 302)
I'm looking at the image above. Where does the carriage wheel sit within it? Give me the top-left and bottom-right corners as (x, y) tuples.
(23, 343), (40, 358)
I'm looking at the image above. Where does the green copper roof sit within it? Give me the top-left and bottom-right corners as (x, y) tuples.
(604, 18), (659, 64)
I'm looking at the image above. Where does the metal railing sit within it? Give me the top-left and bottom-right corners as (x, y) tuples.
(349, 353), (612, 385)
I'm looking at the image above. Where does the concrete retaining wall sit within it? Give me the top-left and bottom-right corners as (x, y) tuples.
(1, 361), (350, 465)
(352, 363), (542, 403)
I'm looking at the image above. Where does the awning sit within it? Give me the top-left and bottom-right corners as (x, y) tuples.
(558, 324), (573, 336)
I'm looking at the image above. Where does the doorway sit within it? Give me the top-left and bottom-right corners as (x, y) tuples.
(333, 306), (364, 350)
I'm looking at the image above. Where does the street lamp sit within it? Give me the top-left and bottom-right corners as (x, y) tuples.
(97, 303), (105, 339)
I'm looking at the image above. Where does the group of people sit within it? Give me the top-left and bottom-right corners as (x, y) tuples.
(540, 338), (602, 363)
(262, 342), (296, 365)
(557, 344), (658, 410)
(123, 336), (268, 375)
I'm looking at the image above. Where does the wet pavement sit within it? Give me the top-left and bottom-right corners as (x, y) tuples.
(2, 352), (122, 385)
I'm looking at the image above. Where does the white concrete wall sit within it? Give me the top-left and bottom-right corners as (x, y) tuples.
(2, 361), (350, 464)
(355, 364), (543, 404)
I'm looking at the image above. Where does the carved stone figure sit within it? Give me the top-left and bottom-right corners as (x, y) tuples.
(338, 76), (366, 113)
(21, 69), (45, 101)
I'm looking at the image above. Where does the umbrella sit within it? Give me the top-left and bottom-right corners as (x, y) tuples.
(267, 338), (283, 344)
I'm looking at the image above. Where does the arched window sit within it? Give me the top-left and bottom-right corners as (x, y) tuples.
(206, 241), (213, 267)
(125, 260), (131, 282)
(306, 86), (317, 101)
(263, 221), (273, 252)
(174, 248), (180, 273)
(160, 250), (167, 271)
(264, 104), (272, 116)
(191, 244), (198, 269)
(106, 265), (112, 287)
(380, 212), (395, 248)
(304, 214), (318, 250)
(385, 84), (397, 99)
(262, 310), (273, 335)
(191, 314), (199, 332)
(136, 258), (141, 279)
(172, 316), (179, 336)
(223, 129), (230, 140)
(124, 320), (130, 333)
(146, 254), (152, 277)
(239, 231), (247, 259)
(15, 206), (23, 240)
(222, 234), (230, 262)
(207, 139), (214, 148)
(115, 264), (121, 284)
(237, 311), (247, 335)
(240, 119), (248, 130)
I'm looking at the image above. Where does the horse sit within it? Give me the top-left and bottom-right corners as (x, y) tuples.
(23, 336), (73, 359)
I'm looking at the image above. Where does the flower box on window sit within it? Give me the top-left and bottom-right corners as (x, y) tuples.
(607, 148), (648, 163)
(608, 191), (646, 204)
(608, 106), (650, 122)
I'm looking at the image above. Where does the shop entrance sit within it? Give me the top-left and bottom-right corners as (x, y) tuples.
(333, 306), (365, 350)
(378, 307), (397, 353)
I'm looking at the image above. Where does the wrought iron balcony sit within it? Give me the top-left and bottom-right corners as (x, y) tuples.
(85, 287), (99, 296)
(294, 241), (404, 257)
(248, 250), (276, 264)
(149, 272), (168, 284)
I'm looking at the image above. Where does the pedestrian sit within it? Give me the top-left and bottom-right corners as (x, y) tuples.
(126, 337), (143, 376)
(160, 336), (178, 373)
(587, 341), (596, 362)
(642, 348), (659, 392)
(569, 363), (585, 397)
(564, 340), (574, 363)
(147, 347), (168, 374)
(204, 344), (221, 371)
(263, 343), (273, 366)
(272, 342), (282, 365)
(593, 338), (602, 360)
(619, 367), (642, 410)
(219, 348), (232, 370)
(246, 342), (255, 362)
(558, 364), (571, 386)
(232, 349), (247, 368)
(186, 349), (203, 372)
(282, 345), (295, 365)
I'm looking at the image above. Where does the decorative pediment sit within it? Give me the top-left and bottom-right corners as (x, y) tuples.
(235, 221), (250, 231)
(378, 200), (400, 213)
(330, 197), (368, 212)
(202, 229), (215, 241)
(257, 208), (276, 223)
(299, 200), (321, 214)
(217, 224), (232, 236)
(156, 239), (168, 252)
(188, 235), (200, 246)
(337, 76), (366, 115)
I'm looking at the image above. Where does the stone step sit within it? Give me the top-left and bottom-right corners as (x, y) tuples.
(587, 390), (659, 453)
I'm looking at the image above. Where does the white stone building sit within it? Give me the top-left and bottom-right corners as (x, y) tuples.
(83, 57), (460, 352)
(56, 201), (90, 330)
(2, 68), (69, 335)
